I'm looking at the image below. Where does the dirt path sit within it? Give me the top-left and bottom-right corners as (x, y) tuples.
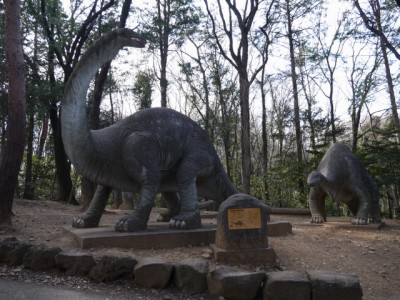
(2, 199), (400, 300)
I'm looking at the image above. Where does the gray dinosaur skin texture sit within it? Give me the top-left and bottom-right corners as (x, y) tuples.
(307, 143), (382, 225)
(61, 29), (239, 232)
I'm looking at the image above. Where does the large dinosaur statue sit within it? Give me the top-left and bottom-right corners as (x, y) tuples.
(307, 143), (381, 225)
(61, 29), (239, 232)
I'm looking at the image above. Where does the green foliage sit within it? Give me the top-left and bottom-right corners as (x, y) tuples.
(266, 157), (309, 208)
(250, 175), (265, 202)
(355, 115), (400, 214)
(141, 0), (200, 50)
(132, 70), (154, 110)
(19, 154), (57, 200)
(357, 137), (400, 190)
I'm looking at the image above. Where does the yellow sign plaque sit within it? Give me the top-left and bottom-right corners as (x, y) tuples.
(227, 208), (262, 230)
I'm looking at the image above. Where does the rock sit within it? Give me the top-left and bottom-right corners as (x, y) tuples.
(23, 244), (62, 271)
(134, 257), (173, 289)
(263, 271), (310, 300)
(308, 270), (363, 300)
(7, 242), (33, 266)
(0, 238), (33, 266)
(0, 237), (17, 262)
(89, 255), (137, 283)
(174, 258), (209, 294)
(55, 251), (96, 276)
(207, 266), (265, 300)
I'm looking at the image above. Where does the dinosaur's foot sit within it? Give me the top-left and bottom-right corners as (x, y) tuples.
(169, 211), (201, 230)
(72, 215), (101, 228)
(368, 216), (382, 223)
(114, 215), (147, 232)
(310, 216), (325, 224)
(351, 217), (368, 225)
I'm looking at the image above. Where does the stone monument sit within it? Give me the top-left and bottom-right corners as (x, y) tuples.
(211, 194), (276, 266)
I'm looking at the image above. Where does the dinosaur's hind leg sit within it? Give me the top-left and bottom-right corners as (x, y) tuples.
(115, 183), (158, 231)
(169, 154), (213, 229)
(369, 194), (382, 223)
(157, 192), (180, 222)
(169, 178), (201, 230)
(351, 187), (369, 225)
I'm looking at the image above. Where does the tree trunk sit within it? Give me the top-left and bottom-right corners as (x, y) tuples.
(260, 69), (269, 201)
(215, 68), (233, 179)
(286, 0), (304, 196)
(379, 36), (400, 142)
(45, 19), (77, 204)
(0, 107), (5, 149)
(158, 0), (169, 108)
(239, 76), (251, 194)
(23, 110), (35, 199)
(302, 80), (317, 150)
(160, 55), (168, 108)
(40, 0), (75, 203)
(0, 0), (26, 228)
(49, 103), (77, 204)
(355, 0), (400, 141)
(37, 115), (49, 157)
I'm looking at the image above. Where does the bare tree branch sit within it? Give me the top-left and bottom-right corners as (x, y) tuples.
(40, 0), (116, 75)
(354, 0), (400, 61)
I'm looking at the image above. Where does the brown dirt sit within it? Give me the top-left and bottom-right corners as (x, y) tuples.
(2, 199), (400, 300)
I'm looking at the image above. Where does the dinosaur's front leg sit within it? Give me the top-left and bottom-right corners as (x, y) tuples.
(72, 185), (112, 228)
(169, 178), (201, 230)
(309, 186), (326, 223)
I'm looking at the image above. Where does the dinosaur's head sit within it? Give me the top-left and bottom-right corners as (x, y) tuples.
(307, 171), (322, 187)
(114, 28), (146, 48)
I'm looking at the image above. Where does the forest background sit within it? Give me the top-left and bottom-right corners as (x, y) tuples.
(1, 0), (400, 227)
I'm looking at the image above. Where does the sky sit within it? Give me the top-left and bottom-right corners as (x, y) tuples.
(58, 0), (397, 127)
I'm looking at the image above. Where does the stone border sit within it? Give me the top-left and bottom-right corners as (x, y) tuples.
(0, 237), (363, 300)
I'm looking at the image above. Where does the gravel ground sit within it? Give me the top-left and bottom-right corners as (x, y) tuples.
(1, 199), (399, 300)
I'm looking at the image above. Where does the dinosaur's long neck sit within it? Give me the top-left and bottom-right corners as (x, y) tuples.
(61, 34), (121, 181)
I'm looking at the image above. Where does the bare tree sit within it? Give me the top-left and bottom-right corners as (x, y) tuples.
(354, 0), (400, 142)
(0, 0), (26, 228)
(283, 0), (305, 200)
(204, 0), (273, 193)
(354, 0), (400, 60)
(280, 0), (322, 196)
(347, 41), (379, 152)
(176, 36), (212, 136)
(142, 0), (200, 108)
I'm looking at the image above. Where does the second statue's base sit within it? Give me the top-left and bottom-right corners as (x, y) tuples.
(210, 244), (277, 267)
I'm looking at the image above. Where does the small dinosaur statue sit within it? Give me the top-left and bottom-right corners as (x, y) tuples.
(61, 29), (239, 232)
(307, 143), (381, 225)
(230, 220), (245, 227)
